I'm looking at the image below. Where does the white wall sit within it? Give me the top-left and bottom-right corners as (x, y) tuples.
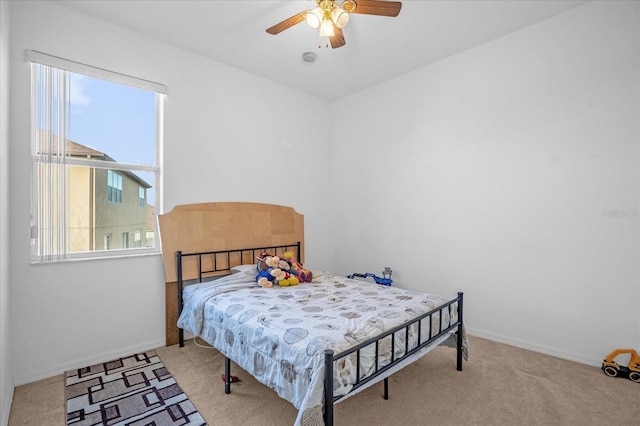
(9, 1), (333, 385)
(0, 0), (13, 423)
(330, 0), (640, 366)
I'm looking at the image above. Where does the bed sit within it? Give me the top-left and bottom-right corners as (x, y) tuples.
(158, 202), (466, 426)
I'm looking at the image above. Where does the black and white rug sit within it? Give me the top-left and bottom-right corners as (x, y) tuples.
(66, 350), (206, 425)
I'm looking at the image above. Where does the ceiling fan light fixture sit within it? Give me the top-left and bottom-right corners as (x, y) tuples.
(331, 6), (349, 29)
(319, 18), (335, 37)
(266, 0), (402, 49)
(306, 7), (323, 29)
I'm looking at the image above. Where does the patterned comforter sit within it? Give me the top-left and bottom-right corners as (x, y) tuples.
(177, 267), (460, 426)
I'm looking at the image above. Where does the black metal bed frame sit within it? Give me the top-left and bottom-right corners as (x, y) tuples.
(175, 242), (464, 426)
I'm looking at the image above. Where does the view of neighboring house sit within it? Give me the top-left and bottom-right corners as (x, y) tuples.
(39, 136), (154, 253)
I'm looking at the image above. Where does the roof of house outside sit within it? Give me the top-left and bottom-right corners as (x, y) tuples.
(65, 139), (106, 157)
(35, 130), (152, 188)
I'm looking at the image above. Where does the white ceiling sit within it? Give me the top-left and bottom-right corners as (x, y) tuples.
(55, 0), (588, 101)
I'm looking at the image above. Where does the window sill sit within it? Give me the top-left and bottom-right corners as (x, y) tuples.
(31, 248), (161, 264)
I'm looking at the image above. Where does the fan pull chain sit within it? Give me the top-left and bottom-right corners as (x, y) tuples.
(317, 36), (330, 49)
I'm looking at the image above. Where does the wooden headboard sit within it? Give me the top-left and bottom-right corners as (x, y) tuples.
(158, 202), (304, 346)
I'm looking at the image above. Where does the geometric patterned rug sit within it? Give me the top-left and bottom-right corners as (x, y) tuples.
(65, 350), (206, 425)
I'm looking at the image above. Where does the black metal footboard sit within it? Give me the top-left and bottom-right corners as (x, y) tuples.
(176, 242), (302, 347)
(323, 292), (464, 426)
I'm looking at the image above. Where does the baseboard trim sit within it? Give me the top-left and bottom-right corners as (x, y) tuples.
(13, 338), (165, 386)
(466, 326), (600, 367)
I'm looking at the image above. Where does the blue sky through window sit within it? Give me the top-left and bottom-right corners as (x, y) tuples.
(68, 72), (157, 204)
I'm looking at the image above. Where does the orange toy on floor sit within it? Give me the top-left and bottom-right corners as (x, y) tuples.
(602, 348), (640, 382)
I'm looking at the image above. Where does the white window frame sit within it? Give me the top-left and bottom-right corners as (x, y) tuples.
(28, 50), (165, 262)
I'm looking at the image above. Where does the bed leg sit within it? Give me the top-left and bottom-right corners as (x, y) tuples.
(383, 377), (389, 400)
(177, 251), (185, 348)
(324, 350), (334, 426)
(225, 357), (231, 394)
(456, 292), (464, 372)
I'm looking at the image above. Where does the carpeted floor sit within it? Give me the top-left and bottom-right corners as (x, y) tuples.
(8, 336), (640, 425)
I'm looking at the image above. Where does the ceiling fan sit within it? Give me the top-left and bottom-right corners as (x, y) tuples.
(266, 0), (402, 49)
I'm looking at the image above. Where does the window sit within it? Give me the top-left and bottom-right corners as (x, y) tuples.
(107, 170), (123, 204)
(28, 50), (166, 262)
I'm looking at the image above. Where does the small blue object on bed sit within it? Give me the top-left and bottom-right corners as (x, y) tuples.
(346, 267), (393, 286)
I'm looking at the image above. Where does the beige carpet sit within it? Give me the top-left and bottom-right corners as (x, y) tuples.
(9, 336), (640, 425)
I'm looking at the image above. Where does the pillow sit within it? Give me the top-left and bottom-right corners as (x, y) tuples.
(231, 264), (257, 274)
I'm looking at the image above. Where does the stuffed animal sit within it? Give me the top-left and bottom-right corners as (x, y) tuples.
(256, 252), (273, 271)
(278, 273), (300, 287)
(255, 253), (300, 287)
(275, 258), (301, 286)
(256, 266), (288, 288)
(282, 251), (313, 282)
(256, 252), (279, 270)
(256, 268), (275, 288)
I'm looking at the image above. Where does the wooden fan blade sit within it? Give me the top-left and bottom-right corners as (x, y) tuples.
(330, 27), (346, 49)
(266, 11), (307, 35)
(350, 0), (402, 17)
